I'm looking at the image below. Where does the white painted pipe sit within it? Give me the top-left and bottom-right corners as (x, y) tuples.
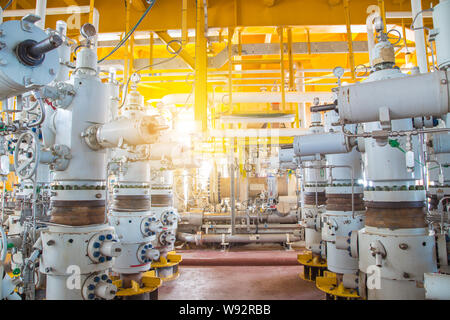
(35, 0), (47, 29)
(337, 71), (450, 124)
(294, 132), (351, 157)
(207, 128), (308, 138)
(411, 0), (428, 73)
(366, 6), (381, 67)
(279, 148), (295, 163)
(145, 249), (160, 261)
(149, 143), (186, 160)
(161, 92), (334, 106)
(177, 232), (300, 244)
(432, 0), (450, 69)
(4, 6), (100, 35)
(99, 241), (122, 257)
(94, 282), (117, 300)
(385, 11), (433, 19)
(97, 117), (163, 148)
(3, 7), (90, 17)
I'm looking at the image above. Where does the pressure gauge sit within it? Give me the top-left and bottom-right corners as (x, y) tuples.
(130, 72), (141, 84)
(81, 23), (97, 40)
(333, 66), (345, 79)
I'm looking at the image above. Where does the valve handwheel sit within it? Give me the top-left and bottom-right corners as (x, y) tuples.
(386, 29), (402, 46)
(14, 132), (40, 180)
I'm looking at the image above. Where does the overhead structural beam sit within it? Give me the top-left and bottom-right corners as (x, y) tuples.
(39, 0), (421, 33)
(130, 0), (147, 11)
(210, 41), (369, 68)
(101, 40), (371, 71)
(63, 0), (79, 6)
(155, 31), (195, 70)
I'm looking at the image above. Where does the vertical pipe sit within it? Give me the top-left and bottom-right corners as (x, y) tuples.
(238, 29), (242, 56)
(287, 27), (294, 90)
(227, 27), (235, 114)
(378, 0), (387, 33)
(195, 0), (208, 132)
(344, 0), (356, 81)
(278, 27), (286, 112)
(306, 28), (311, 55)
(90, 3), (99, 48)
(35, 0), (47, 29)
(366, 7), (380, 67)
(149, 31), (154, 70)
(230, 140), (236, 235)
(411, 0), (428, 73)
(129, 32), (135, 74)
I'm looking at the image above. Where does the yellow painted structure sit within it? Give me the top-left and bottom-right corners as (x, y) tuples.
(315, 271), (361, 300)
(297, 251), (327, 282)
(111, 270), (162, 297)
(151, 251), (182, 282)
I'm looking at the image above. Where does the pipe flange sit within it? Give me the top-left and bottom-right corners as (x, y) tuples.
(82, 124), (102, 150)
(87, 231), (121, 264)
(159, 231), (176, 247)
(15, 39), (45, 66)
(137, 243), (160, 264)
(140, 216), (162, 237)
(161, 210), (178, 226)
(81, 272), (117, 300)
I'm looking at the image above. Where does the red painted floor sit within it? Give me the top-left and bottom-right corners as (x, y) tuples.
(159, 249), (324, 300)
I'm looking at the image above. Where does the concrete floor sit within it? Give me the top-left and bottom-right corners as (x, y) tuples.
(159, 249), (324, 300)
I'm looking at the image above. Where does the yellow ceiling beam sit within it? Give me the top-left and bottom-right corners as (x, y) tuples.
(154, 31), (195, 70)
(131, 0), (148, 11)
(41, 0), (434, 34)
(63, 0), (79, 6)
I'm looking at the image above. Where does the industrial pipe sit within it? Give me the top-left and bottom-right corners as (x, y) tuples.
(309, 102), (337, 113)
(294, 132), (354, 157)
(177, 232), (300, 244)
(180, 212), (299, 224)
(83, 116), (167, 150)
(161, 92), (334, 105)
(366, 6), (381, 67)
(411, 0), (428, 73)
(336, 70), (450, 124)
(35, 0), (47, 29)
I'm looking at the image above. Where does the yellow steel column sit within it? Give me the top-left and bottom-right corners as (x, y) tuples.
(238, 29), (242, 56)
(129, 32), (135, 74)
(149, 31), (154, 69)
(124, 1), (131, 81)
(287, 27), (294, 90)
(344, 0), (356, 81)
(182, 0), (189, 47)
(89, 0), (95, 24)
(277, 27), (286, 112)
(306, 28), (311, 55)
(195, 0), (208, 132)
(228, 27), (235, 115)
